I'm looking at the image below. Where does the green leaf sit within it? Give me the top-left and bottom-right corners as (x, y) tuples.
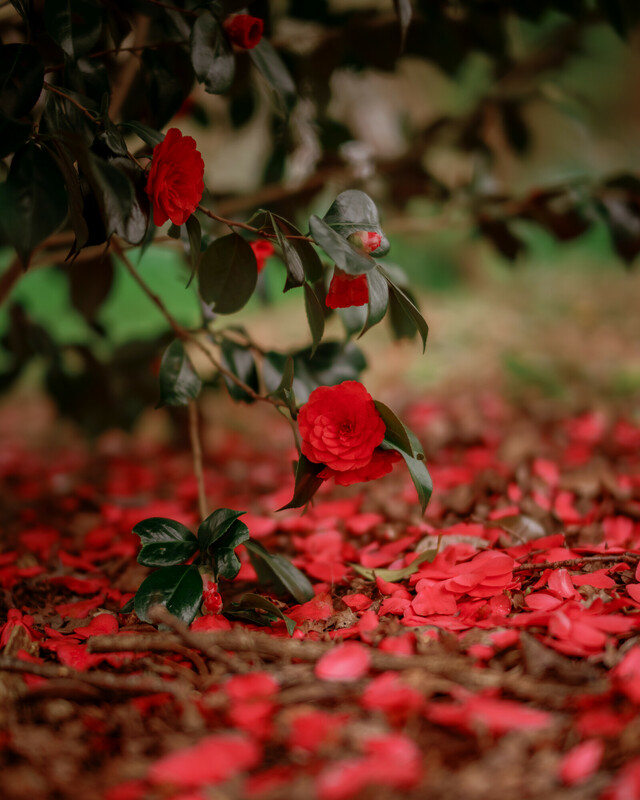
(199, 233), (258, 314)
(338, 304), (368, 340)
(268, 212), (304, 290)
(322, 190), (390, 256)
(350, 548), (436, 582)
(120, 597), (134, 614)
(229, 593), (296, 635)
(278, 454), (325, 511)
(374, 400), (414, 455)
(140, 48), (195, 131)
(303, 283), (325, 357)
(220, 339), (259, 402)
(269, 213), (323, 283)
(158, 339), (202, 407)
(48, 140), (89, 249)
(138, 539), (200, 568)
(185, 214), (202, 288)
(134, 565), (203, 625)
(0, 43), (44, 118)
(309, 215), (375, 276)
(381, 268), (428, 353)
(245, 540), (314, 604)
(249, 39), (296, 114)
(198, 508), (246, 553)
(191, 10), (235, 95)
(291, 341), (367, 405)
(213, 548), (241, 580)
(133, 517), (197, 545)
(208, 518), (249, 580)
(119, 120), (164, 147)
(103, 157), (149, 245)
(191, 12), (227, 81)
(359, 267), (389, 338)
(0, 142), (67, 268)
(387, 283), (419, 341)
(44, 0), (105, 60)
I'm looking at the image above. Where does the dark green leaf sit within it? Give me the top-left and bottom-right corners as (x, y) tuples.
(220, 339), (259, 402)
(0, 43), (44, 118)
(381, 269), (428, 352)
(190, 10), (235, 94)
(268, 213), (323, 283)
(249, 39), (296, 114)
(359, 267), (389, 338)
(139, 48), (195, 131)
(44, 0), (105, 60)
(387, 283), (419, 341)
(133, 516), (197, 544)
(291, 341), (367, 404)
(597, 0), (640, 39)
(120, 597), (134, 614)
(278, 454), (325, 511)
(0, 143), (67, 268)
(48, 140), (89, 249)
(213, 548), (241, 580)
(138, 539), (200, 567)
(104, 157), (149, 245)
(309, 215), (375, 276)
(119, 120), (164, 147)
(198, 508), (246, 553)
(199, 233), (258, 314)
(158, 339), (202, 407)
(268, 212), (304, 290)
(338, 304), (368, 340)
(98, 113), (128, 157)
(185, 214), (202, 287)
(230, 593), (296, 635)
(374, 400), (414, 455)
(397, 450), (432, 514)
(134, 565), (203, 625)
(322, 190), (390, 256)
(245, 540), (314, 604)
(303, 283), (325, 357)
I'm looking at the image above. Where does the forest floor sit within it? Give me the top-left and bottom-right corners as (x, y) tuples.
(1, 265), (640, 800)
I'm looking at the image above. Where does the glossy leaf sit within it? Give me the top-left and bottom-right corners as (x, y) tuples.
(119, 120), (163, 147)
(291, 341), (367, 404)
(220, 339), (259, 403)
(269, 213), (323, 283)
(199, 233), (258, 314)
(381, 269), (428, 352)
(133, 517), (197, 545)
(230, 593), (296, 636)
(249, 39), (296, 113)
(48, 140), (90, 249)
(309, 215), (375, 276)
(185, 214), (202, 287)
(303, 283), (325, 357)
(158, 339), (202, 407)
(245, 540), (314, 604)
(279, 454), (325, 511)
(134, 565), (203, 625)
(44, 0), (105, 59)
(360, 267), (389, 338)
(190, 10), (235, 94)
(0, 142), (67, 267)
(374, 400), (414, 456)
(322, 190), (390, 256)
(213, 548), (242, 580)
(198, 508), (246, 553)
(268, 212), (304, 290)
(0, 43), (44, 118)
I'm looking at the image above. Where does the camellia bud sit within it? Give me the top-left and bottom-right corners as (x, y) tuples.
(347, 231), (382, 254)
(223, 14), (264, 49)
(202, 577), (223, 615)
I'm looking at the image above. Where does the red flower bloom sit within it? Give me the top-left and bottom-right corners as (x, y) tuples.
(202, 579), (223, 614)
(250, 240), (275, 273)
(319, 448), (401, 486)
(145, 128), (205, 227)
(298, 381), (385, 472)
(326, 268), (369, 309)
(224, 14), (264, 49)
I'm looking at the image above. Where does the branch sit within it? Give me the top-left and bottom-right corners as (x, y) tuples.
(198, 205), (314, 243)
(188, 399), (208, 521)
(514, 553), (640, 574)
(42, 84), (98, 123)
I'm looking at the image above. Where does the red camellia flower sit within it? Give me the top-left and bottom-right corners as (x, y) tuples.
(347, 230), (382, 252)
(319, 448), (401, 486)
(326, 268), (369, 309)
(202, 578), (223, 615)
(250, 240), (275, 273)
(145, 128), (205, 227)
(298, 381), (386, 473)
(224, 14), (264, 49)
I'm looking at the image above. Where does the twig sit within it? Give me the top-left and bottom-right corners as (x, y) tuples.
(188, 399), (208, 521)
(0, 656), (187, 696)
(111, 238), (285, 408)
(42, 84), (98, 123)
(514, 554), (640, 574)
(197, 205), (314, 243)
(146, 606), (250, 673)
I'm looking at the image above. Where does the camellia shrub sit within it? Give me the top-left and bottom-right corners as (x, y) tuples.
(0, 1), (432, 627)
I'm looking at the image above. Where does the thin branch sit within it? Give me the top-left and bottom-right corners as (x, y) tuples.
(197, 205), (314, 243)
(42, 84), (98, 123)
(188, 399), (208, 521)
(110, 238), (283, 408)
